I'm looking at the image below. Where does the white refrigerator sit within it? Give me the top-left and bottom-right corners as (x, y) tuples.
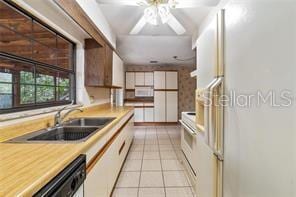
(194, 0), (296, 197)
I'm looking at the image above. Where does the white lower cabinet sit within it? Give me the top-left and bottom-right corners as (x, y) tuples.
(144, 107), (154, 122)
(134, 108), (144, 122)
(166, 91), (178, 122)
(154, 91), (166, 122)
(85, 115), (134, 197)
(84, 149), (109, 197)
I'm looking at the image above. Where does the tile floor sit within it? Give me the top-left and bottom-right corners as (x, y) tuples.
(112, 126), (196, 197)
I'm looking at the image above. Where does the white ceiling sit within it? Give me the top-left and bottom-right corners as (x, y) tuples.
(96, 1), (214, 66)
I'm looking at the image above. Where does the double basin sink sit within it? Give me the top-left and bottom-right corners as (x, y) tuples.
(7, 117), (115, 143)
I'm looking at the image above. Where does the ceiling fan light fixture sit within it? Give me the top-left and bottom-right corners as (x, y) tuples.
(158, 5), (171, 24)
(168, 0), (178, 8)
(144, 6), (158, 25)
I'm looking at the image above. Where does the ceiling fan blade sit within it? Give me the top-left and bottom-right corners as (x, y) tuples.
(130, 15), (147, 34)
(169, 0), (219, 8)
(97, 0), (148, 6)
(167, 14), (186, 35)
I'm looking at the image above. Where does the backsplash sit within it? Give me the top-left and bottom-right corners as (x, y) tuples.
(125, 65), (196, 117)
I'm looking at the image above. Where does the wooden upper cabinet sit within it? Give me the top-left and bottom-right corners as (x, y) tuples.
(84, 39), (115, 87)
(104, 44), (113, 87)
(84, 39), (105, 86)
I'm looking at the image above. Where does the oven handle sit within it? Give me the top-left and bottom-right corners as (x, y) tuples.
(179, 120), (196, 136)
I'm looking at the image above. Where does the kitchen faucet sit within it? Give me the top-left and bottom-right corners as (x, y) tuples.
(54, 101), (83, 127)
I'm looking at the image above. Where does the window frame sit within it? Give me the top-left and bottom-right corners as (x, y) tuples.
(0, 0), (76, 114)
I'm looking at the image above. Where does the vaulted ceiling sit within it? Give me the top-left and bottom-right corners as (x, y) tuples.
(96, 0), (217, 66)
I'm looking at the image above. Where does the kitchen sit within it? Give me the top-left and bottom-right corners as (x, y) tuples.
(0, 0), (295, 197)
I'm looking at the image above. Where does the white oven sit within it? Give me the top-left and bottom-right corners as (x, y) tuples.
(180, 112), (198, 179)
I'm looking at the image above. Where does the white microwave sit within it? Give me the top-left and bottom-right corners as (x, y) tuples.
(135, 87), (154, 97)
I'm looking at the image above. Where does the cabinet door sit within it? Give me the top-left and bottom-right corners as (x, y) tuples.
(134, 108), (144, 122)
(144, 107), (154, 122)
(144, 72), (154, 86)
(126, 72), (135, 89)
(166, 91), (178, 122)
(166, 71), (178, 90)
(104, 44), (113, 86)
(154, 91), (166, 122)
(135, 72), (145, 86)
(107, 132), (123, 196)
(112, 52), (124, 87)
(85, 152), (109, 197)
(84, 39), (105, 86)
(154, 71), (166, 89)
(107, 116), (134, 195)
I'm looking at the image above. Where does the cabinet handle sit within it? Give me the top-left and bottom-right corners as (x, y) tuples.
(119, 141), (125, 155)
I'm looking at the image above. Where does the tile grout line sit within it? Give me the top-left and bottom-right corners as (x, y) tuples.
(116, 126), (195, 197)
(157, 126), (167, 197)
(137, 126), (146, 197)
(166, 126), (196, 197)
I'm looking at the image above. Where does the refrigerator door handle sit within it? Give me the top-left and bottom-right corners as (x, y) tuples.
(208, 77), (223, 149)
(204, 78), (219, 144)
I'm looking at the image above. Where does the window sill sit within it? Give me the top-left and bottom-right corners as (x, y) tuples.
(0, 104), (82, 123)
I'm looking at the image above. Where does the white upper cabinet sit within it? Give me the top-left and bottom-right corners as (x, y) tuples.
(126, 72), (135, 89)
(154, 71), (166, 89)
(135, 72), (145, 86)
(166, 71), (178, 90)
(112, 52), (124, 87)
(144, 72), (154, 86)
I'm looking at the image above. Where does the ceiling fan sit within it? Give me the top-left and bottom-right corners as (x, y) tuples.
(97, 0), (219, 35)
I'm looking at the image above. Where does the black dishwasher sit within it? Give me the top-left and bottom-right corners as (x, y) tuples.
(34, 154), (86, 197)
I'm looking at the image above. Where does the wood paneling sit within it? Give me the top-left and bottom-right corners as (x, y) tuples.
(0, 0), (74, 70)
(54, 0), (105, 47)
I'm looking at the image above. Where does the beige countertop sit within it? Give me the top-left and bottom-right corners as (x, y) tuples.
(0, 104), (133, 196)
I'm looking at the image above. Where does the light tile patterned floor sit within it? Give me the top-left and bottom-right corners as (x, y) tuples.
(112, 126), (196, 197)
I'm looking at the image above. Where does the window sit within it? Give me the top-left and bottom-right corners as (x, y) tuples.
(0, 0), (75, 113)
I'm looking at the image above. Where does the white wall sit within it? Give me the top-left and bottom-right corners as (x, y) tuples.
(12, 0), (111, 106)
(76, 0), (116, 48)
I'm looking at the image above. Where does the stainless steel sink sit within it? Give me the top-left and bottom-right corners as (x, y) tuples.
(5, 117), (116, 143)
(28, 127), (98, 141)
(63, 117), (115, 127)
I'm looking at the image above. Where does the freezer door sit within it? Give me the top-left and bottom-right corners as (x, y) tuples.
(196, 15), (218, 89)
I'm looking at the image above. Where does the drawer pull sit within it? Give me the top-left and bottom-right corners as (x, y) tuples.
(119, 141), (125, 155)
